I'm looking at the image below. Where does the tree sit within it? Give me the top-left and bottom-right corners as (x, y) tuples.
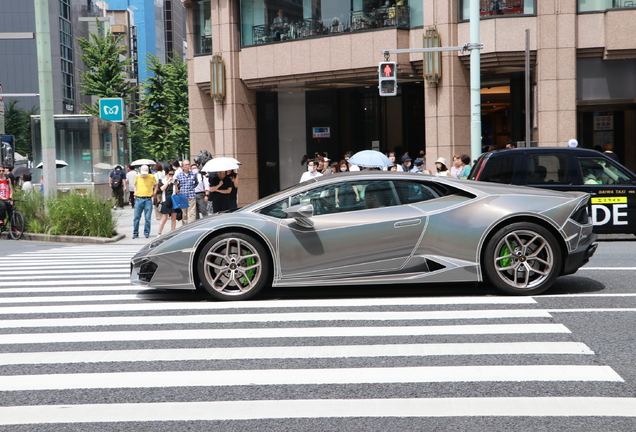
(76, 22), (137, 116)
(4, 99), (38, 159)
(134, 54), (189, 161)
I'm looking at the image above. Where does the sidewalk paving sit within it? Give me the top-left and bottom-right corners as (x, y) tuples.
(111, 204), (163, 246)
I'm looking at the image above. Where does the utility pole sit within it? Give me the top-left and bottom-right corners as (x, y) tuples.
(470, 0), (482, 161)
(34, 0), (57, 197)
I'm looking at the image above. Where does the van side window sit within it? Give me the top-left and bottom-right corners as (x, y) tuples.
(579, 158), (632, 185)
(526, 154), (571, 185)
(479, 156), (515, 184)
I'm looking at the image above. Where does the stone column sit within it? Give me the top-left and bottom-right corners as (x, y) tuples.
(210, 0), (259, 205)
(536, 0), (577, 146)
(423, 1), (471, 166)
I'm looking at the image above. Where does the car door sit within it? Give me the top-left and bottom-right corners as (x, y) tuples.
(521, 152), (636, 234)
(276, 179), (426, 279)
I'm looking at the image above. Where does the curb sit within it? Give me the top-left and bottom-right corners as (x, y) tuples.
(1, 232), (126, 244)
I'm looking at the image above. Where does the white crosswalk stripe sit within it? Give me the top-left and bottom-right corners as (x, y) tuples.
(0, 244), (634, 427)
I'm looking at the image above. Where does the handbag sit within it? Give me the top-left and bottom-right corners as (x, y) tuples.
(171, 193), (189, 209)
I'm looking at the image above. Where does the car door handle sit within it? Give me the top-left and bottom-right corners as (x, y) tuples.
(394, 219), (421, 228)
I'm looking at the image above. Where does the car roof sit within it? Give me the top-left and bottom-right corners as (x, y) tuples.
(485, 147), (606, 157)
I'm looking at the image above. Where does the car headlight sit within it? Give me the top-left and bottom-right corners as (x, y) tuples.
(149, 231), (180, 249)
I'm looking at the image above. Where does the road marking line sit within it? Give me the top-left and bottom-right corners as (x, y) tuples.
(579, 267), (636, 270)
(0, 269), (129, 277)
(0, 279), (132, 288)
(0, 324), (570, 345)
(5, 397), (636, 424)
(0, 286), (140, 294)
(0, 309), (553, 328)
(0, 296), (537, 314)
(548, 308), (636, 313)
(0, 365), (622, 391)
(0, 293), (163, 304)
(0, 342), (594, 366)
(537, 293), (636, 298)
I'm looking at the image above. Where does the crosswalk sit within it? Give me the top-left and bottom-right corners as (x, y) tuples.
(1, 244), (635, 428)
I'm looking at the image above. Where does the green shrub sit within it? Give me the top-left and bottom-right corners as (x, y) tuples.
(14, 190), (118, 237)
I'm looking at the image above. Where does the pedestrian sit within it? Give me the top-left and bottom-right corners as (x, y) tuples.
(384, 152), (403, 171)
(227, 169), (239, 209)
(401, 154), (412, 172)
(153, 162), (165, 220)
(21, 173), (34, 192)
(410, 158), (427, 174)
(434, 157), (451, 177)
(300, 159), (323, 182)
(460, 154), (472, 179)
(344, 151), (360, 171)
(450, 155), (463, 178)
(157, 166), (179, 236)
(0, 165), (14, 223)
(209, 170), (234, 212)
(176, 159), (197, 225)
(603, 142), (620, 164)
(126, 164), (137, 207)
(191, 163), (209, 219)
(132, 165), (157, 239)
(109, 164), (126, 209)
(505, 141), (517, 149)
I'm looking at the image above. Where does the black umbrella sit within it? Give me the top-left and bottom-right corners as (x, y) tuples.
(35, 160), (68, 169)
(12, 166), (32, 178)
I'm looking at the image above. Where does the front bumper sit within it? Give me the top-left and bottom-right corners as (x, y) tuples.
(562, 233), (598, 276)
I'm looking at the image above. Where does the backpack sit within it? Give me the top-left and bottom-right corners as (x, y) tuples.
(111, 171), (123, 190)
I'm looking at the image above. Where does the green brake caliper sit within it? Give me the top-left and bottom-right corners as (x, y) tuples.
(499, 242), (516, 268)
(239, 252), (256, 286)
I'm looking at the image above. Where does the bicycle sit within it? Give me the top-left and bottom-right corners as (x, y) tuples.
(0, 199), (25, 240)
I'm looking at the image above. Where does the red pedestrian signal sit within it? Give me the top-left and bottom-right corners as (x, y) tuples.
(378, 62), (397, 96)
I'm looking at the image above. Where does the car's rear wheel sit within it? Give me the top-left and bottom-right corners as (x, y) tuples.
(197, 232), (270, 301)
(484, 222), (562, 295)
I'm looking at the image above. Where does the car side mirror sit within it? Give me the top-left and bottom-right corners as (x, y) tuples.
(284, 204), (314, 228)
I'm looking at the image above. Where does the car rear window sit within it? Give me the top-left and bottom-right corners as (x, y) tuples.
(478, 156), (515, 184)
(525, 154), (571, 185)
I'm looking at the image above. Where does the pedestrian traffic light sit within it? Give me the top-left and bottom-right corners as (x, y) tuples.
(378, 61), (397, 97)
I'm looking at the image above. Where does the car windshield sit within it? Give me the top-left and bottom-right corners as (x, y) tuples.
(240, 179), (316, 213)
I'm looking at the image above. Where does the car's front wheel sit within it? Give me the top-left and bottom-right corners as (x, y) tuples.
(197, 232), (270, 301)
(483, 222), (562, 295)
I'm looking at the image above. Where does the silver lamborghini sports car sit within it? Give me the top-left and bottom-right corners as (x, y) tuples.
(131, 171), (598, 300)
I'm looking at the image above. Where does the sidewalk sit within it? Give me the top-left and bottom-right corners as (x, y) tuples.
(111, 204), (163, 246)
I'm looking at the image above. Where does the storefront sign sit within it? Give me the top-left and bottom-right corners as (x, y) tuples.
(593, 112), (613, 131)
(312, 127), (330, 138)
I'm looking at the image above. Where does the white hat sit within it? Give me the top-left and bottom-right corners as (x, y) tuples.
(140, 165), (149, 177)
(568, 139), (578, 148)
(435, 157), (448, 166)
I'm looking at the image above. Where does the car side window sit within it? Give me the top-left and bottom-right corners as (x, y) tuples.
(392, 180), (439, 204)
(526, 154), (571, 185)
(479, 156), (515, 184)
(578, 158), (632, 185)
(264, 180), (401, 218)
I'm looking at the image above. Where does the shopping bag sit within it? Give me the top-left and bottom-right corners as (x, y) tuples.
(171, 194), (189, 209)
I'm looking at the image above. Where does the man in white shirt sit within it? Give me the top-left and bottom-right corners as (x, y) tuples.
(300, 159), (323, 183)
(126, 165), (137, 207)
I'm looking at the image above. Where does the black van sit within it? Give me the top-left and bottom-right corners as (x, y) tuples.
(469, 147), (636, 235)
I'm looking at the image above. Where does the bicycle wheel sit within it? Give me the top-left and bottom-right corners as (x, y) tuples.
(9, 211), (25, 240)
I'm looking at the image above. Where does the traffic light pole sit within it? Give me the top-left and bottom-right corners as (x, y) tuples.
(382, 37), (484, 162)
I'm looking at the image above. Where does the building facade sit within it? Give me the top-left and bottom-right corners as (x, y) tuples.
(184, 0), (636, 206)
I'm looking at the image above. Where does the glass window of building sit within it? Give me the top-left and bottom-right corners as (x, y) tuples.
(578, 0), (635, 12)
(59, 0), (75, 106)
(460, 0), (535, 20)
(193, 0), (211, 55)
(240, 0), (412, 47)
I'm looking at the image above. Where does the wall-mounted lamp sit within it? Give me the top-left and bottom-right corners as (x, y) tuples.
(423, 27), (441, 85)
(210, 55), (225, 102)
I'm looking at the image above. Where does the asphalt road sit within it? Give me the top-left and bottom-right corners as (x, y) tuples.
(0, 236), (635, 431)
